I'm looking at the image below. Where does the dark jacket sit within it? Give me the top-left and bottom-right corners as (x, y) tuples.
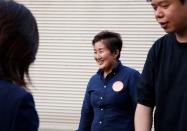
(0, 80), (39, 131)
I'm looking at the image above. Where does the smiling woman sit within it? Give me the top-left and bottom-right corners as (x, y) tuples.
(93, 31), (122, 78)
(77, 31), (140, 131)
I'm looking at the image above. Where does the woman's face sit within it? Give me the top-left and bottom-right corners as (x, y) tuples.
(93, 40), (118, 74)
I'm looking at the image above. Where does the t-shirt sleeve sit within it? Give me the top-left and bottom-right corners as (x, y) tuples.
(137, 44), (157, 108)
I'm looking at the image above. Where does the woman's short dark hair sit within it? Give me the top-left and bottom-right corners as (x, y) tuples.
(92, 31), (123, 60)
(0, 1), (39, 87)
(147, 0), (186, 4)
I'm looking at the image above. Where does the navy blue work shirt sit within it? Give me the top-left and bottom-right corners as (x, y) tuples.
(78, 61), (140, 131)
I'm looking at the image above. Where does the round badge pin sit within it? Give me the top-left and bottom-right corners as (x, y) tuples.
(112, 81), (124, 92)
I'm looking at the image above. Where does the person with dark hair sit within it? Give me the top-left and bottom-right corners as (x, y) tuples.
(77, 31), (140, 131)
(134, 0), (187, 131)
(0, 1), (39, 131)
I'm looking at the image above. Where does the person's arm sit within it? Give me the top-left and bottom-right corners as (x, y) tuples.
(78, 81), (94, 131)
(134, 104), (153, 131)
(128, 70), (140, 112)
(14, 93), (39, 131)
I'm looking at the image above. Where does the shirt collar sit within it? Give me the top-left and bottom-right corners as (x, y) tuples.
(97, 60), (122, 77)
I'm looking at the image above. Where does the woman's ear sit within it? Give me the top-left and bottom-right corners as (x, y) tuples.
(113, 49), (119, 59)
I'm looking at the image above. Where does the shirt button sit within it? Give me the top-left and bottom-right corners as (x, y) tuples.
(100, 97), (103, 100)
(99, 121), (102, 124)
(104, 85), (106, 88)
(100, 108), (103, 111)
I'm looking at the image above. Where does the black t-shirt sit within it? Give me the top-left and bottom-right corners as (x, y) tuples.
(137, 33), (187, 131)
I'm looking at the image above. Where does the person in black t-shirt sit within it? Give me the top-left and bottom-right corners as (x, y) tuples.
(134, 0), (187, 131)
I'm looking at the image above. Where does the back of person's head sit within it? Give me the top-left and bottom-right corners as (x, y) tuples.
(147, 0), (186, 4)
(92, 31), (123, 60)
(0, 1), (39, 88)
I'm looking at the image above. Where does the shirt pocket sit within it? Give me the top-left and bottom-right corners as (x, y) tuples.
(88, 87), (102, 108)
